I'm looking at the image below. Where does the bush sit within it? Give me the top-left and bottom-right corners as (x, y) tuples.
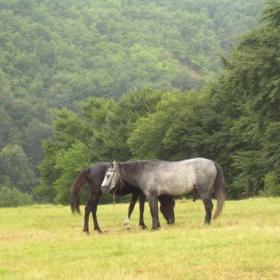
(0, 187), (34, 208)
(260, 172), (280, 197)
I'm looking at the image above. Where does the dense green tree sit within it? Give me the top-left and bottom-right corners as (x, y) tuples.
(0, 144), (37, 193)
(91, 88), (165, 161)
(35, 140), (60, 203)
(0, 107), (13, 150)
(207, 0), (280, 198)
(53, 141), (92, 204)
(37, 97), (115, 202)
(22, 119), (53, 173)
(0, 187), (34, 208)
(128, 89), (220, 161)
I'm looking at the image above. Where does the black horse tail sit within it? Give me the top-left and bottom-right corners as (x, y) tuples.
(70, 167), (90, 215)
(212, 163), (226, 220)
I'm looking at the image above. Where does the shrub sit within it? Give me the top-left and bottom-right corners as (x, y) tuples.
(0, 187), (34, 208)
(260, 172), (280, 197)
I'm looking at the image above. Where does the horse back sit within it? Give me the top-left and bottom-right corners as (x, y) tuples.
(139, 158), (217, 196)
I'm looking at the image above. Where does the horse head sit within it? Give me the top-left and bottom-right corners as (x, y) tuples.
(159, 195), (175, 224)
(101, 160), (123, 194)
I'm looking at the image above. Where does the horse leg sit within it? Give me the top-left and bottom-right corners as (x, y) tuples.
(147, 193), (160, 230)
(139, 191), (147, 229)
(200, 192), (214, 225)
(83, 198), (92, 234)
(124, 192), (138, 230)
(91, 192), (102, 233)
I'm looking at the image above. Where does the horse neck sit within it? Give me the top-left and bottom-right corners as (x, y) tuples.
(119, 162), (145, 187)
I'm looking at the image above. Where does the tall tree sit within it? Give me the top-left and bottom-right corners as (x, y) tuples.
(128, 89), (220, 161)
(91, 88), (165, 161)
(208, 0), (280, 198)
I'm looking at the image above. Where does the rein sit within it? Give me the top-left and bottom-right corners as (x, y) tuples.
(111, 188), (116, 230)
(109, 176), (119, 232)
(110, 163), (125, 231)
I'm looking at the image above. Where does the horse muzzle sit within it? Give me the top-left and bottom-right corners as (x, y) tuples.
(167, 217), (175, 224)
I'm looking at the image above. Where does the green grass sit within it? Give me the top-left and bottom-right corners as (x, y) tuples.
(0, 198), (280, 279)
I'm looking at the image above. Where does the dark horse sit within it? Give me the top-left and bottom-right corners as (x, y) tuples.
(70, 162), (175, 233)
(101, 158), (226, 230)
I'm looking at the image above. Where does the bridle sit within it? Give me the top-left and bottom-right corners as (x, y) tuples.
(108, 163), (125, 230)
(108, 163), (125, 194)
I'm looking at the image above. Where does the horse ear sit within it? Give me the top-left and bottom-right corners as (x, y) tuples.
(111, 160), (116, 168)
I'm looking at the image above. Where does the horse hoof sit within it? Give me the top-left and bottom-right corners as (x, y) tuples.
(124, 224), (130, 230)
(95, 229), (102, 233)
(140, 224), (147, 230)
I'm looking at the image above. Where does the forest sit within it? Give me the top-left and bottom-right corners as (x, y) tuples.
(1, 0), (279, 207)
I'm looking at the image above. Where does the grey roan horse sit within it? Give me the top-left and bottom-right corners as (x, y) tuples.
(70, 162), (175, 233)
(101, 158), (226, 230)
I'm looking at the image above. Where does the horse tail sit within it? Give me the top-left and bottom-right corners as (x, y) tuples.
(70, 167), (90, 215)
(212, 163), (226, 220)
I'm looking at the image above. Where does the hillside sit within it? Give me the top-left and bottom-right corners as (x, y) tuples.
(0, 0), (262, 106)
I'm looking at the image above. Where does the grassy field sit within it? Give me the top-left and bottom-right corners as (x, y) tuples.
(0, 197), (279, 280)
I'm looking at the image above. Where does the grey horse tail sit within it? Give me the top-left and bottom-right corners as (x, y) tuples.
(70, 167), (90, 214)
(212, 163), (226, 220)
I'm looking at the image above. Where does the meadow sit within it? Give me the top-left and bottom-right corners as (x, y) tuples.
(0, 197), (279, 280)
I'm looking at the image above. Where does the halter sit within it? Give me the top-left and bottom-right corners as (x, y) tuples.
(108, 163), (125, 193)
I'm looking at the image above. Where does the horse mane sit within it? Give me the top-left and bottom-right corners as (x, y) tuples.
(118, 160), (157, 173)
